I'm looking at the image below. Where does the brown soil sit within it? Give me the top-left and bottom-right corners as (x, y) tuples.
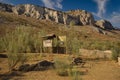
(0, 53), (120, 80)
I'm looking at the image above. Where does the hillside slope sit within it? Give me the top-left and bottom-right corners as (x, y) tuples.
(0, 3), (120, 52)
(0, 11), (120, 40)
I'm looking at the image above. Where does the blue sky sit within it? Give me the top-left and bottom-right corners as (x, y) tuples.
(0, 0), (120, 27)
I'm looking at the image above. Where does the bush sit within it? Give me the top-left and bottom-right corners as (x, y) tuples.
(70, 20), (76, 26)
(54, 57), (73, 76)
(112, 46), (120, 61)
(2, 26), (45, 53)
(66, 32), (80, 54)
(54, 59), (70, 76)
(54, 57), (82, 80)
(8, 52), (27, 71)
(1, 26), (46, 71)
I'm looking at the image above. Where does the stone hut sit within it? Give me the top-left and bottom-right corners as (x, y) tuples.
(42, 33), (66, 53)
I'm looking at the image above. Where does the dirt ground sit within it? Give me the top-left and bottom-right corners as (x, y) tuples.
(0, 53), (120, 80)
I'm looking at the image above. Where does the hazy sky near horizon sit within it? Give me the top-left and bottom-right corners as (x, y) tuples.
(0, 0), (120, 27)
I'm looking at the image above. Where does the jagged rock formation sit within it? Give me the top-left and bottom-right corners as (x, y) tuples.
(0, 3), (13, 12)
(67, 10), (95, 25)
(12, 4), (95, 25)
(12, 4), (45, 19)
(0, 3), (114, 30)
(95, 20), (114, 30)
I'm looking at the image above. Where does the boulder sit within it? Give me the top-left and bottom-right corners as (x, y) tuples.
(18, 60), (54, 72)
(0, 54), (7, 58)
(72, 57), (85, 66)
(95, 20), (114, 30)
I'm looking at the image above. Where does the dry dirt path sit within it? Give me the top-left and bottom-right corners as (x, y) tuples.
(82, 61), (120, 80)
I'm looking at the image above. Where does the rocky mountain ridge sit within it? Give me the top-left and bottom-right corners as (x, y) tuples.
(12, 4), (95, 26)
(0, 3), (114, 30)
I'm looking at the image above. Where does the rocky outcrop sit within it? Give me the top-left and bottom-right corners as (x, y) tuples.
(67, 10), (95, 25)
(18, 60), (54, 72)
(95, 20), (114, 30)
(12, 4), (95, 25)
(12, 4), (45, 19)
(0, 3), (115, 30)
(12, 4), (64, 23)
(0, 3), (13, 12)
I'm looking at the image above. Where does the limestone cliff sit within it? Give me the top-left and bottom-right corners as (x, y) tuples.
(67, 10), (95, 25)
(12, 4), (95, 25)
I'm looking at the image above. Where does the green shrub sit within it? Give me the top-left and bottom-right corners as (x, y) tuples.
(66, 33), (80, 54)
(1, 26), (46, 71)
(112, 46), (120, 61)
(1, 26), (45, 53)
(54, 58), (70, 76)
(71, 69), (82, 80)
(7, 52), (27, 71)
(70, 20), (76, 26)
(54, 57), (82, 80)
(54, 57), (73, 76)
(0, 38), (5, 52)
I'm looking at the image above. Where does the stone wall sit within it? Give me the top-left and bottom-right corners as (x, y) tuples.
(79, 49), (112, 59)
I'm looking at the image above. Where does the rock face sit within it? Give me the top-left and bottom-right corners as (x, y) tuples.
(12, 4), (95, 25)
(67, 10), (95, 25)
(0, 3), (13, 12)
(12, 4), (45, 19)
(95, 20), (114, 30)
(0, 3), (115, 30)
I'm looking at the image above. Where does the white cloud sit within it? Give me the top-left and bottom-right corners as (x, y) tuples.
(94, 0), (109, 18)
(93, 0), (120, 27)
(109, 12), (120, 26)
(41, 0), (63, 9)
